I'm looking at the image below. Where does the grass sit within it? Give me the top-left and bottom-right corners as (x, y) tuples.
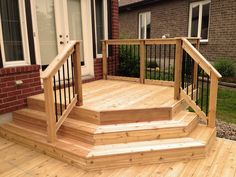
(216, 86), (236, 124)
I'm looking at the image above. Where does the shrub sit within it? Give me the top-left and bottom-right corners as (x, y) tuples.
(214, 58), (235, 78)
(118, 45), (140, 77)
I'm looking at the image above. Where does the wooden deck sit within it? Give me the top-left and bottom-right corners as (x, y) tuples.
(31, 80), (177, 111)
(0, 137), (235, 177)
(0, 79), (217, 170)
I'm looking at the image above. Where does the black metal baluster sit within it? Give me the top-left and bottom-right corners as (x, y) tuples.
(159, 45), (161, 80)
(71, 57), (75, 97)
(150, 45), (152, 79)
(173, 45), (176, 81)
(196, 66), (200, 105)
(201, 69), (204, 110)
(206, 75), (210, 115)
(66, 59), (71, 103)
(137, 45), (140, 75)
(62, 64), (67, 109)
(186, 54), (189, 95)
(163, 45), (166, 80)
(191, 59), (194, 100)
(168, 44), (171, 81)
(114, 45), (117, 75)
(154, 45), (157, 80)
(58, 70), (63, 116)
(53, 76), (58, 122)
(181, 51), (186, 89)
(146, 45), (148, 78)
(185, 51), (188, 89)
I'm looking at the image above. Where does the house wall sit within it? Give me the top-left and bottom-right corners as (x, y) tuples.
(0, 65), (42, 114)
(119, 0), (236, 62)
(0, 0), (119, 115)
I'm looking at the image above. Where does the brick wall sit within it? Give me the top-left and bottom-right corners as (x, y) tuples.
(119, 0), (236, 62)
(0, 65), (42, 114)
(93, 0), (120, 80)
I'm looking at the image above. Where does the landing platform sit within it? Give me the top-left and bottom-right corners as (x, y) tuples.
(28, 80), (182, 124)
(31, 80), (177, 111)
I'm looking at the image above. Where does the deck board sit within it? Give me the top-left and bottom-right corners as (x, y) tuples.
(29, 80), (175, 111)
(0, 137), (235, 177)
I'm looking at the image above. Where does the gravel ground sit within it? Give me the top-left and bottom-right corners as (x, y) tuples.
(216, 119), (236, 141)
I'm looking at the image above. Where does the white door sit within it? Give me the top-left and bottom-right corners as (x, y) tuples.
(31, 0), (94, 76)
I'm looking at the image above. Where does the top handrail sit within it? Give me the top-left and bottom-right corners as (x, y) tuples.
(41, 40), (79, 79)
(103, 37), (200, 46)
(181, 38), (222, 79)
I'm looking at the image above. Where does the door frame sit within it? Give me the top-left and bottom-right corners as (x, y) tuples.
(30, 0), (94, 77)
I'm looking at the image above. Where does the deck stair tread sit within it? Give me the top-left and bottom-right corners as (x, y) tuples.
(87, 125), (214, 157)
(87, 138), (204, 157)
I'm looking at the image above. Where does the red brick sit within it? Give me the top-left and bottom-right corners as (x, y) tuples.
(8, 90), (21, 97)
(2, 86), (16, 93)
(16, 74), (29, 80)
(3, 96), (17, 102)
(0, 76), (15, 82)
(22, 78), (34, 84)
(0, 93), (7, 98)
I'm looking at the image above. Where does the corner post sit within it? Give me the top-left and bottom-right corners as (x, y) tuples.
(140, 40), (145, 84)
(43, 77), (57, 143)
(174, 39), (183, 100)
(208, 73), (218, 128)
(102, 41), (108, 80)
(73, 42), (83, 106)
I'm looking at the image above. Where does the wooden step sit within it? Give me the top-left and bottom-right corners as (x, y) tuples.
(13, 108), (47, 130)
(0, 122), (215, 170)
(85, 125), (216, 170)
(27, 93), (188, 124)
(12, 108), (199, 145)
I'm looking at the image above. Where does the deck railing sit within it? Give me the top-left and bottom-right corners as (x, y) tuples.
(102, 37), (221, 128)
(41, 41), (83, 142)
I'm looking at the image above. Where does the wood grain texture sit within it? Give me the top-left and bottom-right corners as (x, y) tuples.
(0, 137), (234, 177)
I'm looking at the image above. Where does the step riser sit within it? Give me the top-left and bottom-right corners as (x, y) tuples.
(94, 126), (197, 145)
(28, 99), (173, 125)
(86, 149), (206, 170)
(13, 113), (47, 133)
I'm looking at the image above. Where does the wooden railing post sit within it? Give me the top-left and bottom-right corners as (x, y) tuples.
(140, 40), (145, 84)
(102, 41), (108, 79)
(74, 42), (83, 106)
(43, 78), (57, 143)
(174, 39), (183, 100)
(193, 39), (200, 89)
(208, 73), (218, 128)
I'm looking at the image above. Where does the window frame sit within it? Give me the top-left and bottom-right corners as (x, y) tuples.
(138, 11), (151, 39)
(93, 0), (108, 58)
(188, 0), (211, 43)
(0, 0), (30, 67)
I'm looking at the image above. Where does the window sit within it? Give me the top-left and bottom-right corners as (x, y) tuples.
(139, 12), (151, 39)
(0, 0), (29, 66)
(189, 0), (210, 42)
(93, 0), (107, 56)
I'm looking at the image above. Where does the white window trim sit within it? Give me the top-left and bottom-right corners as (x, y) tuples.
(188, 0), (211, 43)
(138, 12), (151, 39)
(0, 0), (30, 67)
(93, 0), (108, 58)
